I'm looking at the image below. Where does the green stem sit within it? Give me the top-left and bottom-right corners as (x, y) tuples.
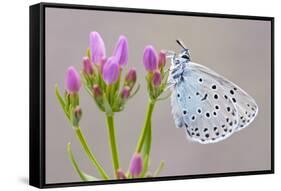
(136, 100), (155, 153)
(105, 114), (120, 177)
(74, 126), (109, 180)
(106, 85), (112, 105)
(67, 142), (98, 181)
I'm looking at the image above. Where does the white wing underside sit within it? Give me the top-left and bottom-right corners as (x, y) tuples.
(170, 62), (258, 144)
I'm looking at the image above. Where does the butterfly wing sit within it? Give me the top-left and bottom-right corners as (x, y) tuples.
(188, 62), (258, 131)
(171, 88), (185, 128)
(171, 62), (258, 144)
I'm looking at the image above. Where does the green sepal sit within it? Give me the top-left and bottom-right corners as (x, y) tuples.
(103, 94), (113, 116)
(70, 93), (79, 107)
(145, 75), (154, 100)
(129, 83), (141, 98)
(156, 91), (171, 101)
(159, 70), (169, 91)
(86, 48), (91, 60)
(69, 105), (75, 127)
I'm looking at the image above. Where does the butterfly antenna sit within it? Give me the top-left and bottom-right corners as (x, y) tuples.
(176, 39), (187, 50)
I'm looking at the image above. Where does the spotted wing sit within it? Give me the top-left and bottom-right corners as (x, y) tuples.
(188, 62), (258, 132)
(171, 62), (257, 144)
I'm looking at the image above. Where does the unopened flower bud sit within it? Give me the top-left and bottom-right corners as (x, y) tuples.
(125, 68), (136, 82)
(158, 50), (166, 69)
(113, 35), (128, 68)
(125, 68), (137, 88)
(143, 45), (158, 72)
(65, 66), (81, 93)
(146, 172), (153, 178)
(89, 31), (106, 65)
(102, 57), (120, 85)
(129, 153), (143, 177)
(92, 84), (102, 97)
(121, 86), (130, 99)
(117, 169), (126, 179)
(152, 70), (162, 87)
(82, 57), (93, 75)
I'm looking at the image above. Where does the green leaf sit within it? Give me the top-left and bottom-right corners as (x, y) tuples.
(67, 143), (98, 181)
(153, 160), (165, 177)
(55, 84), (65, 108)
(159, 72), (169, 91)
(157, 91), (171, 101)
(84, 85), (93, 97)
(74, 127), (110, 180)
(129, 84), (141, 98)
(55, 84), (70, 119)
(84, 84), (105, 112)
(81, 72), (88, 86)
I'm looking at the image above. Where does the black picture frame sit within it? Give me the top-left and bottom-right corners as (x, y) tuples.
(29, 2), (275, 188)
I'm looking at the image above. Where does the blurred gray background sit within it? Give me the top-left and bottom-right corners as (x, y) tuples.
(45, 8), (271, 183)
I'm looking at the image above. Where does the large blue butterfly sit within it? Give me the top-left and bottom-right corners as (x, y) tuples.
(168, 40), (258, 144)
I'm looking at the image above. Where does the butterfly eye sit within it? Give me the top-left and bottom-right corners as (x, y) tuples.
(181, 55), (189, 59)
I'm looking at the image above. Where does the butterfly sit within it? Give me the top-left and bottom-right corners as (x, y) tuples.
(167, 40), (258, 144)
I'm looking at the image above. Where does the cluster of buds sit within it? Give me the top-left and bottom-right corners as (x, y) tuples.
(142, 45), (168, 101)
(55, 66), (83, 127)
(81, 32), (139, 114)
(55, 31), (167, 181)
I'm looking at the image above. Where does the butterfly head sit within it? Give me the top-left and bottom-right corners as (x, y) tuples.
(167, 40), (192, 86)
(169, 40), (191, 71)
(176, 39), (191, 62)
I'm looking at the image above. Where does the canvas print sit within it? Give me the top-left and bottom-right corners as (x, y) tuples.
(29, 3), (273, 187)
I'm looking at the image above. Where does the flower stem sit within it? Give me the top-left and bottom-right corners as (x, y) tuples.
(74, 126), (109, 180)
(105, 114), (120, 177)
(136, 100), (155, 153)
(67, 142), (98, 181)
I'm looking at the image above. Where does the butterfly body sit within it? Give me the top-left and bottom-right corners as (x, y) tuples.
(168, 40), (258, 144)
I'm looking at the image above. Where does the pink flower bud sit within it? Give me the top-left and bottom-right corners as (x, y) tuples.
(89, 31), (106, 65)
(121, 86), (130, 99)
(152, 70), (162, 87)
(143, 45), (158, 72)
(125, 68), (137, 83)
(82, 57), (93, 75)
(102, 57), (120, 85)
(65, 66), (81, 93)
(158, 50), (166, 69)
(117, 169), (126, 179)
(113, 35), (128, 68)
(92, 84), (102, 97)
(129, 153), (143, 177)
